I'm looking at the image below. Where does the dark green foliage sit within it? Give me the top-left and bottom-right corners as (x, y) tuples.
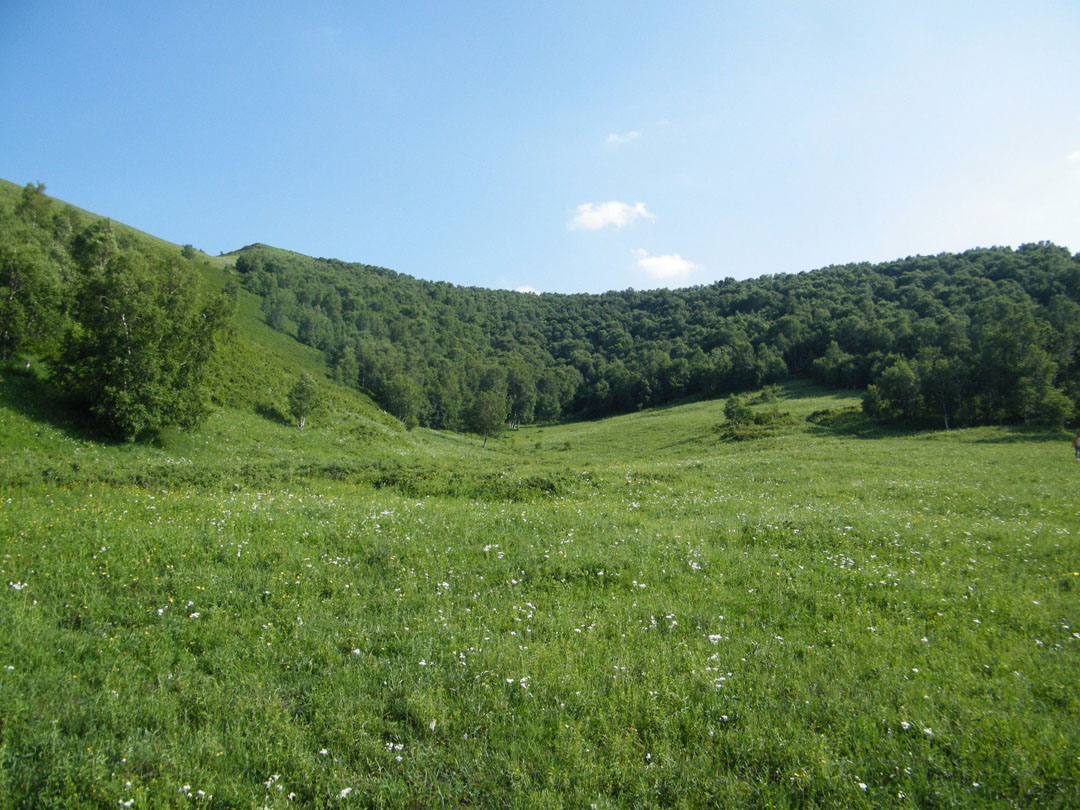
(0, 227), (65, 360)
(466, 390), (506, 446)
(724, 394), (754, 425)
(287, 373), (320, 429)
(3, 181), (1078, 438)
(227, 240), (1079, 432)
(0, 184), (76, 360)
(863, 356), (920, 423)
(381, 373), (423, 429)
(50, 224), (236, 441)
(717, 396), (796, 441)
(261, 286), (294, 331)
(13, 181), (50, 229)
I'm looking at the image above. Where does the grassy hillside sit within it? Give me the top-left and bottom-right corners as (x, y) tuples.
(2, 180), (1078, 806)
(0, 177), (401, 445)
(2, 379), (1077, 808)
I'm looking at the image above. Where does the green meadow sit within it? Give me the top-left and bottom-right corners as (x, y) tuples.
(2, 379), (1078, 808)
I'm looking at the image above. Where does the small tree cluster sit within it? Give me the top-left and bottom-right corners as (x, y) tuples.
(52, 224), (235, 441)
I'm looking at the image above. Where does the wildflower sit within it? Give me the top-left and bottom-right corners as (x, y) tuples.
(189, 612), (200, 619)
(900, 721), (911, 730)
(923, 728), (933, 736)
(339, 787), (352, 799)
(858, 782), (867, 791)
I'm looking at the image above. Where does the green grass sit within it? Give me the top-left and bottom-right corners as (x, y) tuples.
(1, 380), (1079, 808)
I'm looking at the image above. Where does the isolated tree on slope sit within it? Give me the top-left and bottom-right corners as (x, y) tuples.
(288, 374), (319, 429)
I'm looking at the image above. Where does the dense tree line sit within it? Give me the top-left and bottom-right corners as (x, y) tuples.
(231, 240), (1080, 430)
(0, 183), (235, 440)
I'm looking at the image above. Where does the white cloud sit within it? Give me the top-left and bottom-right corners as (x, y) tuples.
(1068, 150), (1080, 162)
(515, 285), (540, 295)
(606, 130), (641, 146)
(570, 201), (655, 230)
(632, 248), (700, 280)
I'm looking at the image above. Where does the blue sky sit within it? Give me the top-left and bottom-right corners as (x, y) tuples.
(2, 1), (1079, 294)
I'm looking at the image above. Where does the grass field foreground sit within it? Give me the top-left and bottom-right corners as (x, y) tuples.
(1, 384), (1079, 808)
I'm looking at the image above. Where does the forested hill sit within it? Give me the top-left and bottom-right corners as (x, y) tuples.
(2, 177), (1077, 438)
(229, 239), (1080, 430)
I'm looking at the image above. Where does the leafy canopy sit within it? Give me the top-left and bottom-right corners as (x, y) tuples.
(51, 222), (235, 440)
(287, 373), (320, 429)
